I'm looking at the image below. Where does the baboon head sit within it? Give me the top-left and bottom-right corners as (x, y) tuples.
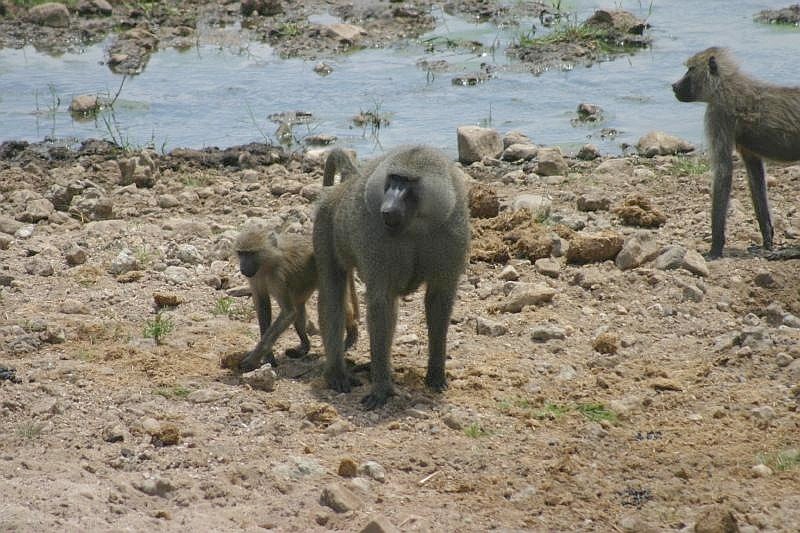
(235, 222), (273, 278)
(380, 173), (420, 233)
(672, 46), (732, 103)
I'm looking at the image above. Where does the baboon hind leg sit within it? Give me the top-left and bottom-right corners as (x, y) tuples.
(285, 304), (310, 359)
(740, 149), (774, 251)
(344, 271), (359, 351)
(320, 265), (354, 392)
(424, 282), (458, 392)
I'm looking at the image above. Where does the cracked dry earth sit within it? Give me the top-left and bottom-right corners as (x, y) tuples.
(1, 140), (800, 533)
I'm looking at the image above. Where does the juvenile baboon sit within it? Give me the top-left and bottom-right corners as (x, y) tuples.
(234, 223), (358, 372)
(672, 46), (800, 258)
(314, 145), (470, 409)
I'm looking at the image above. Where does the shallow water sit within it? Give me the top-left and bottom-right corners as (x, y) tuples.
(0, 1), (798, 158)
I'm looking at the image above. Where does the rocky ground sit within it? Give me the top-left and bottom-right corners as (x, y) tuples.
(2, 1), (800, 533)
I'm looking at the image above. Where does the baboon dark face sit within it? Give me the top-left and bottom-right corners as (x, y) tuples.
(671, 69), (697, 102)
(380, 174), (419, 233)
(672, 53), (719, 103)
(238, 251), (261, 278)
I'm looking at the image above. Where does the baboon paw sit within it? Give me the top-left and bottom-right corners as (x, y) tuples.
(326, 371), (353, 393)
(238, 355), (261, 373)
(425, 375), (448, 392)
(284, 347), (307, 359)
(704, 250), (723, 261)
(361, 388), (394, 410)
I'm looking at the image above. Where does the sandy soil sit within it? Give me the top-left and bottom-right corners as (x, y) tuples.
(2, 1), (800, 532)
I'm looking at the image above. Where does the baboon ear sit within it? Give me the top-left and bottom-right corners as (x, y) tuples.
(708, 56), (718, 76)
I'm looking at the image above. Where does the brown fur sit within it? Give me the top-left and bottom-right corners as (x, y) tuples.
(235, 223), (358, 372)
(673, 46), (800, 257)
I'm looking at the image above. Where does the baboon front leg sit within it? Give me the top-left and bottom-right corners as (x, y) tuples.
(424, 283), (457, 392)
(320, 267), (353, 393)
(709, 154), (734, 259)
(741, 151), (774, 251)
(285, 304), (310, 359)
(239, 305), (297, 372)
(254, 293), (271, 337)
(362, 291), (398, 409)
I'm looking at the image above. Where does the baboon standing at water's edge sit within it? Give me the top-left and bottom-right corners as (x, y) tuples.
(315, 146), (470, 409)
(672, 46), (800, 258)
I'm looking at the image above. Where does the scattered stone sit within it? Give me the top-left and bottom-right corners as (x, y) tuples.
(133, 477), (175, 498)
(565, 230), (624, 264)
(109, 249), (141, 275)
(457, 126), (502, 164)
(28, 2), (70, 27)
(576, 191), (611, 212)
(498, 265), (519, 281)
(468, 184), (500, 218)
(577, 144), (600, 160)
(64, 244), (88, 266)
(636, 131), (694, 157)
(501, 143), (538, 161)
(76, 0), (113, 17)
(592, 332), (619, 354)
(535, 147), (568, 176)
(512, 194), (551, 221)
(359, 461), (386, 483)
(534, 257), (561, 278)
(496, 283), (556, 313)
(682, 284), (704, 303)
(163, 266), (193, 285)
(360, 515), (402, 533)
(594, 158), (632, 175)
(187, 389), (224, 403)
(576, 103), (603, 122)
(241, 0), (283, 17)
(613, 194), (667, 227)
(241, 366), (277, 392)
(102, 423), (126, 443)
(118, 151), (158, 188)
(654, 245), (709, 277)
(531, 324), (567, 342)
(313, 62), (333, 75)
(615, 231), (660, 270)
(338, 458), (358, 478)
(24, 257), (54, 277)
(474, 316), (508, 337)
(324, 23), (367, 45)
(320, 483), (363, 513)
(69, 95), (100, 117)
(756, 5), (800, 25)
(693, 505), (739, 533)
(306, 403), (339, 427)
(752, 464), (772, 478)
(17, 198), (54, 223)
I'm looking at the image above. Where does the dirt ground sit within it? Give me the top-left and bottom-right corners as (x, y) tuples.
(2, 1), (800, 533)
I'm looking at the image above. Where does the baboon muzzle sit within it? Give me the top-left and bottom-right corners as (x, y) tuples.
(380, 183), (410, 231)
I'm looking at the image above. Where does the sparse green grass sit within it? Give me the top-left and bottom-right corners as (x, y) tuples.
(275, 22), (300, 37)
(464, 422), (490, 438)
(16, 422), (45, 440)
(534, 402), (571, 420)
(671, 156), (709, 176)
(758, 447), (800, 472)
(154, 385), (192, 399)
(181, 173), (211, 188)
(576, 402), (618, 423)
(498, 398), (618, 424)
(143, 312), (174, 345)
(213, 296), (235, 317)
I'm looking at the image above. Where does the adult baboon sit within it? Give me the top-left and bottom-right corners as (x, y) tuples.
(314, 145), (470, 409)
(235, 223), (358, 372)
(672, 46), (800, 258)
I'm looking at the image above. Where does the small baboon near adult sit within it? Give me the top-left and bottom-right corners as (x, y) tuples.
(672, 46), (800, 258)
(234, 222), (358, 372)
(315, 145), (470, 409)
